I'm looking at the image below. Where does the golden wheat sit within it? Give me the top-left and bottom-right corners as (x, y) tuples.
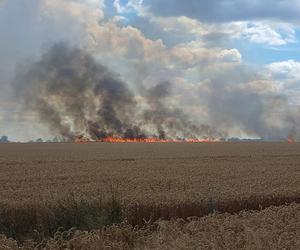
(1, 203), (299, 249)
(0, 142), (299, 249)
(0, 142), (299, 206)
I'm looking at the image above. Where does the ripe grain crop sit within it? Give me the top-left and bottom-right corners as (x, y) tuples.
(0, 142), (299, 205)
(0, 142), (299, 247)
(1, 203), (299, 249)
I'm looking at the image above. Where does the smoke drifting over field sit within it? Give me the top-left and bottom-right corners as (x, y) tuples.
(13, 44), (217, 140)
(11, 42), (300, 141)
(199, 67), (300, 140)
(1, 0), (300, 141)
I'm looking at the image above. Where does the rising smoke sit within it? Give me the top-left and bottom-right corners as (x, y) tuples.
(198, 66), (299, 140)
(13, 43), (220, 141)
(11, 42), (300, 141)
(2, 0), (300, 142)
(143, 81), (225, 139)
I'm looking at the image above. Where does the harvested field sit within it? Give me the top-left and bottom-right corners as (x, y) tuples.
(0, 142), (299, 248)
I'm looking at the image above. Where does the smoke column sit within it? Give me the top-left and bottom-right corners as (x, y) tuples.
(13, 43), (220, 141)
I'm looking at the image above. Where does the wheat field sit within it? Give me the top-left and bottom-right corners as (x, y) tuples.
(0, 142), (299, 249)
(2, 203), (298, 250)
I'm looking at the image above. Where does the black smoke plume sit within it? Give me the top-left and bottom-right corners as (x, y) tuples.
(13, 43), (217, 141)
(143, 81), (224, 139)
(13, 44), (138, 140)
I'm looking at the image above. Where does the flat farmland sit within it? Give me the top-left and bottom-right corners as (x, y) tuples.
(0, 142), (299, 206)
(0, 142), (299, 249)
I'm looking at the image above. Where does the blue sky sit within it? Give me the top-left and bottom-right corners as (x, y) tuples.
(104, 0), (300, 65)
(231, 38), (300, 65)
(106, 0), (300, 64)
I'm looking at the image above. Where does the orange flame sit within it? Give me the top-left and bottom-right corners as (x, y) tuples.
(75, 136), (215, 143)
(98, 137), (215, 143)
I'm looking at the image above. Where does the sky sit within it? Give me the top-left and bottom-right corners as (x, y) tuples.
(0, 0), (300, 141)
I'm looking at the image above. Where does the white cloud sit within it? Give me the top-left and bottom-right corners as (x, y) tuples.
(170, 41), (242, 66)
(113, 0), (145, 15)
(218, 49), (242, 63)
(244, 24), (286, 45)
(84, 22), (166, 61)
(243, 22), (296, 46)
(266, 60), (300, 80)
(222, 21), (297, 46)
(150, 16), (208, 35)
(143, 14), (297, 47)
(265, 60), (300, 105)
(113, 0), (124, 13)
(111, 15), (128, 23)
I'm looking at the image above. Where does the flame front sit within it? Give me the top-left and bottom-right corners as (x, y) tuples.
(75, 136), (214, 143)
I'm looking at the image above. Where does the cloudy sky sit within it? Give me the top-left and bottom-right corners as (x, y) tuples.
(0, 0), (300, 141)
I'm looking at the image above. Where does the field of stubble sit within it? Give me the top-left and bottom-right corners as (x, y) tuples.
(0, 142), (299, 249)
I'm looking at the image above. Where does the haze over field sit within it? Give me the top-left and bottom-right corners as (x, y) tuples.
(1, 0), (300, 141)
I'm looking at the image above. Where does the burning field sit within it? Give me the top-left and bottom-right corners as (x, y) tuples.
(2, 40), (297, 145)
(11, 43), (300, 144)
(75, 136), (212, 143)
(2, 1), (300, 249)
(12, 44), (224, 143)
(1, 43), (299, 250)
(0, 142), (299, 249)
(1, 15), (300, 250)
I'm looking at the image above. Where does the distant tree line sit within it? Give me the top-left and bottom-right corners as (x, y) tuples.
(0, 136), (9, 143)
(0, 135), (68, 143)
(28, 136), (69, 143)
